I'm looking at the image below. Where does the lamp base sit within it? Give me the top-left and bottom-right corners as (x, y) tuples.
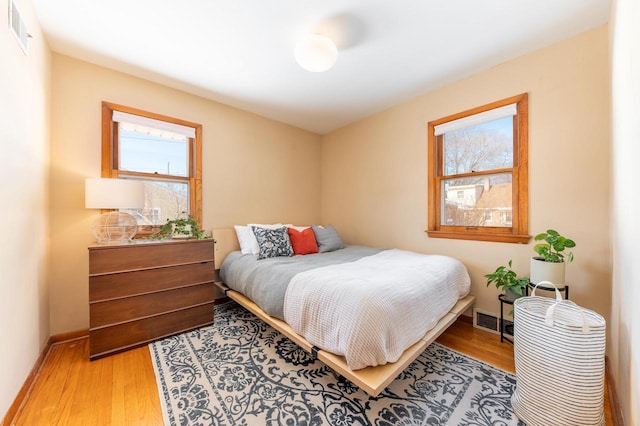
(92, 211), (138, 244)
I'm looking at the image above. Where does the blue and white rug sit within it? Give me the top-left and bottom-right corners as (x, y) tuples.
(150, 302), (523, 425)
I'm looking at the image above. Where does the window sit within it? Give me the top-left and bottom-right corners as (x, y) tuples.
(101, 102), (203, 235)
(427, 93), (529, 243)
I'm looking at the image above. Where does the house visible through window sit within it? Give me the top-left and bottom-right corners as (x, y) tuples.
(427, 93), (529, 243)
(101, 102), (202, 234)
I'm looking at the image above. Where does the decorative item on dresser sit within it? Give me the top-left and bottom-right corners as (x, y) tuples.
(88, 238), (215, 360)
(84, 177), (145, 244)
(147, 214), (211, 240)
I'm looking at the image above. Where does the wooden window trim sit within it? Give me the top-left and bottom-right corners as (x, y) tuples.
(427, 93), (530, 244)
(101, 102), (203, 234)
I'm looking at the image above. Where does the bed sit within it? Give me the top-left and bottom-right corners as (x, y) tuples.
(212, 227), (475, 396)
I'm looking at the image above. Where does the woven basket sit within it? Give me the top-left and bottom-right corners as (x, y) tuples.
(511, 281), (606, 426)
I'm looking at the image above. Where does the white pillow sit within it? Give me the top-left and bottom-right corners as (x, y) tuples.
(234, 225), (256, 254)
(235, 224), (290, 255)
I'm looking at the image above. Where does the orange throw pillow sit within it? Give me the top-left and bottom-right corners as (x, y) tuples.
(287, 227), (319, 255)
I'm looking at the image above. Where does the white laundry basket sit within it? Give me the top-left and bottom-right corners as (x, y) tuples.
(511, 281), (606, 426)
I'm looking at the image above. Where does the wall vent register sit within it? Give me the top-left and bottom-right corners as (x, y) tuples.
(9, 0), (29, 53)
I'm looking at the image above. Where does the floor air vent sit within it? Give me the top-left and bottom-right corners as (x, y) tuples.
(473, 308), (499, 334)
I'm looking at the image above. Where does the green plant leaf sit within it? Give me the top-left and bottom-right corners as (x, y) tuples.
(485, 260), (529, 292)
(532, 229), (576, 263)
(147, 214), (211, 240)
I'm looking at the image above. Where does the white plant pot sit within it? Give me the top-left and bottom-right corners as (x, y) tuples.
(171, 223), (192, 239)
(530, 257), (565, 286)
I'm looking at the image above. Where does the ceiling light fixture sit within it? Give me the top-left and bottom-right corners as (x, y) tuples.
(295, 34), (338, 72)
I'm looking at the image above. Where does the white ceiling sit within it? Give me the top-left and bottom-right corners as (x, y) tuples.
(31, 0), (610, 134)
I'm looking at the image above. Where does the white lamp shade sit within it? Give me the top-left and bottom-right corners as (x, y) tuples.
(295, 34), (338, 72)
(85, 178), (144, 209)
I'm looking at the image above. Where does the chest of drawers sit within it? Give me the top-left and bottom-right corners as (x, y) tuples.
(88, 239), (215, 359)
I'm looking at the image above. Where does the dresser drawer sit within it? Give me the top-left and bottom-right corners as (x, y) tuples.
(89, 240), (214, 275)
(90, 282), (214, 328)
(89, 303), (214, 359)
(89, 261), (214, 302)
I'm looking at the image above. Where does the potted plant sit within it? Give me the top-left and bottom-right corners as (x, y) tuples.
(149, 215), (211, 240)
(530, 229), (576, 286)
(485, 260), (530, 302)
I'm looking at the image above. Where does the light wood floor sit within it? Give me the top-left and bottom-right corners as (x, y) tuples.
(10, 316), (613, 425)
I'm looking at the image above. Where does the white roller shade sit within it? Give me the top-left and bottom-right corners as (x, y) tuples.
(112, 111), (196, 139)
(434, 103), (517, 136)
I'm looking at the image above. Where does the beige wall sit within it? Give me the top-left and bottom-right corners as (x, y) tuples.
(49, 54), (321, 334)
(610, 0), (639, 422)
(0, 0), (51, 417)
(322, 27), (611, 328)
(3, 3), (632, 420)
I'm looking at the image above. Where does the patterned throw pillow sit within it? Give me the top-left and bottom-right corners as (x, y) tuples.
(251, 226), (294, 260)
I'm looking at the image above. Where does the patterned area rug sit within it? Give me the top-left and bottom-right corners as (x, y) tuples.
(149, 302), (523, 426)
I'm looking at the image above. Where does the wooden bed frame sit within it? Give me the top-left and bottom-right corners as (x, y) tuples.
(212, 228), (475, 397)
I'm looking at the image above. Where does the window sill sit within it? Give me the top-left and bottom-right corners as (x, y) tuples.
(426, 230), (531, 244)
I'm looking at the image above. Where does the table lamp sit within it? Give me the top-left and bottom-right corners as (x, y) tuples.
(85, 178), (144, 243)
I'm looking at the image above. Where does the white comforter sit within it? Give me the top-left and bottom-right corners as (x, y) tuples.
(283, 249), (470, 370)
